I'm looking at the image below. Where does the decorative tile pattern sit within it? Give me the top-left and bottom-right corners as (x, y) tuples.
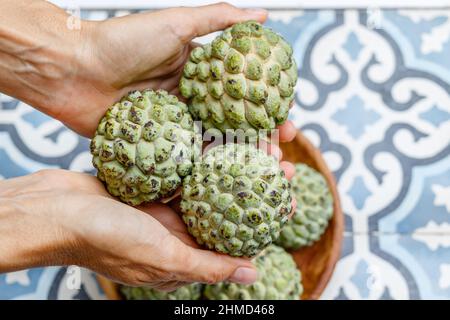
(0, 7), (449, 299)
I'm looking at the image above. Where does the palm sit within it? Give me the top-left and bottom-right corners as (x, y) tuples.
(140, 203), (200, 248)
(69, 173), (193, 245)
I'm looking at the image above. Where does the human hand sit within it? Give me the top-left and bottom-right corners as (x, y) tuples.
(74, 3), (294, 138)
(0, 169), (258, 291)
(0, 1), (297, 141)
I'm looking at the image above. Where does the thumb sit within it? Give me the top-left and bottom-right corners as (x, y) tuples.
(168, 237), (258, 285)
(183, 2), (268, 38)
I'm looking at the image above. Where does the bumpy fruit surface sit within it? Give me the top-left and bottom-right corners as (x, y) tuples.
(204, 245), (302, 300)
(90, 89), (200, 206)
(180, 143), (292, 257)
(276, 164), (333, 250)
(179, 20), (298, 133)
(120, 283), (202, 300)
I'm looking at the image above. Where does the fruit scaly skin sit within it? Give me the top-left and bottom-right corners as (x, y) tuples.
(276, 164), (333, 250)
(180, 143), (292, 257)
(120, 283), (203, 300)
(204, 245), (302, 300)
(179, 21), (298, 133)
(90, 89), (201, 206)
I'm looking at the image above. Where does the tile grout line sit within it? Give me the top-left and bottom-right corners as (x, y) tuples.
(344, 231), (450, 236)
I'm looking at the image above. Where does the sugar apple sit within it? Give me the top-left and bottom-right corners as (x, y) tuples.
(120, 283), (202, 300)
(179, 20), (298, 133)
(204, 245), (302, 300)
(180, 143), (292, 257)
(276, 164), (333, 250)
(90, 89), (200, 206)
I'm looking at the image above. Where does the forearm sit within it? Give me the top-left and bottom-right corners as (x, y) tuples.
(0, 175), (74, 273)
(0, 0), (89, 116)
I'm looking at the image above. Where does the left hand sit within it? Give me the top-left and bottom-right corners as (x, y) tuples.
(0, 170), (261, 291)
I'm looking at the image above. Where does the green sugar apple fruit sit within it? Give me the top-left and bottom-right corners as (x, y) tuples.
(276, 163), (333, 250)
(179, 20), (298, 133)
(120, 283), (202, 300)
(204, 245), (302, 300)
(180, 143), (292, 257)
(90, 89), (201, 206)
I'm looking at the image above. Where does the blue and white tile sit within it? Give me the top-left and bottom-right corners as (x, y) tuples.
(323, 234), (450, 300)
(379, 234), (450, 299)
(322, 234), (411, 300)
(378, 153), (450, 233)
(0, 267), (105, 300)
(1, 7), (450, 300)
(286, 9), (450, 235)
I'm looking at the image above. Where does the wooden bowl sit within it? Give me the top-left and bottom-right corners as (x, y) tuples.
(280, 130), (343, 299)
(97, 130), (343, 300)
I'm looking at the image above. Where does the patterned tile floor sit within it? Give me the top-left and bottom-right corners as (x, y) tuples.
(1, 8), (450, 300)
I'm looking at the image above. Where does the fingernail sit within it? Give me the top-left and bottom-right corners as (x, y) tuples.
(229, 267), (258, 285)
(245, 8), (268, 16)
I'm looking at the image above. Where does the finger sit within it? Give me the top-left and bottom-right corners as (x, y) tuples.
(288, 197), (297, 219)
(140, 203), (185, 231)
(277, 121), (297, 143)
(150, 280), (191, 292)
(289, 100), (295, 109)
(190, 41), (202, 48)
(167, 237), (258, 285)
(257, 139), (283, 161)
(268, 143), (283, 161)
(139, 203), (199, 246)
(122, 76), (180, 98)
(185, 3), (268, 37)
(280, 161), (295, 180)
(160, 188), (182, 204)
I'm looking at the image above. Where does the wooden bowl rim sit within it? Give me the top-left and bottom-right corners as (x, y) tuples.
(291, 131), (343, 299)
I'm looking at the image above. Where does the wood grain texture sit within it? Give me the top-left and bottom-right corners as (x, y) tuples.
(97, 276), (121, 300)
(97, 130), (343, 300)
(280, 130), (343, 300)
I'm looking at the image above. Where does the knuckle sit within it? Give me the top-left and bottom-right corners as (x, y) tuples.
(33, 169), (55, 179)
(157, 284), (181, 292)
(170, 19), (195, 43)
(204, 270), (227, 285)
(126, 271), (152, 287)
(165, 238), (188, 266)
(125, 278), (143, 286)
(33, 169), (71, 187)
(217, 2), (234, 10)
(165, 9), (196, 42)
(180, 250), (201, 275)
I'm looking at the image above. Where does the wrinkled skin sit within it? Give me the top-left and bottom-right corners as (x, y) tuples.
(0, 1), (298, 291)
(0, 170), (260, 291)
